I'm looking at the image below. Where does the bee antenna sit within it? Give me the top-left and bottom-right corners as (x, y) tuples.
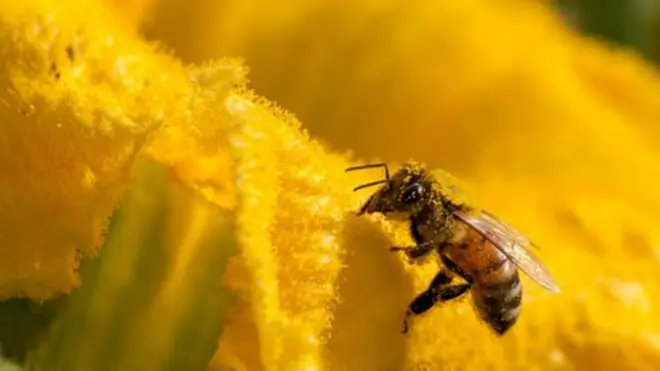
(345, 162), (391, 180)
(352, 179), (390, 192)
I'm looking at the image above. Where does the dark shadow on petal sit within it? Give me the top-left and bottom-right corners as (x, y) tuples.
(0, 297), (66, 364)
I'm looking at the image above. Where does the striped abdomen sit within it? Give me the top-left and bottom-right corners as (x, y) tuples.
(471, 261), (522, 335)
(445, 229), (523, 335)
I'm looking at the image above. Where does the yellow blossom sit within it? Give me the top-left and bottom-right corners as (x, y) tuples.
(136, 0), (660, 369)
(0, 0), (183, 300)
(2, 0), (660, 371)
(0, 0), (242, 301)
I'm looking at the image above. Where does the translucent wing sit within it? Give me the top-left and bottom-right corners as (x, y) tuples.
(481, 210), (541, 250)
(453, 210), (560, 293)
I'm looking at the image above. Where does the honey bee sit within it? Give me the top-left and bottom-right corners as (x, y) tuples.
(346, 161), (560, 335)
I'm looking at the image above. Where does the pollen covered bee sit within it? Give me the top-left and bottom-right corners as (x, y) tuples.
(346, 161), (560, 335)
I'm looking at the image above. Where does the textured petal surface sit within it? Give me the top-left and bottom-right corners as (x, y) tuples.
(0, 0), (186, 300)
(138, 0), (660, 369)
(2, 0), (660, 370)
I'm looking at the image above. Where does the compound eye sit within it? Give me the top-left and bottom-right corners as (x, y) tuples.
(401, 182), (424, 204)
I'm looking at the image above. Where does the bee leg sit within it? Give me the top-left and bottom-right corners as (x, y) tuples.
(441, 255), (473, 284)
(402, 282), (471, 334)
(401, 271), (470, 334)
(355, 194), (376, 215)
(389, 242), (434, 260)
(391, 218), (449, 261)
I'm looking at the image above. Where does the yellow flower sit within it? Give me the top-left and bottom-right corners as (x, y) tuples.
(2, 1), (352, 369)
(0, 0), (175, 300)
(2, 0), (660, 371)
(137, 0), (660, 369)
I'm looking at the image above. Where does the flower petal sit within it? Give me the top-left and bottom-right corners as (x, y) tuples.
(0, 0), (189, 300)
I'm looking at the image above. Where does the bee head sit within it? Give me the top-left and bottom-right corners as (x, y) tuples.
(346, 161), (432, 216)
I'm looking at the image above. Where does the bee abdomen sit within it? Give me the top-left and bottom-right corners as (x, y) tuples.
(474, 271), (522, 335)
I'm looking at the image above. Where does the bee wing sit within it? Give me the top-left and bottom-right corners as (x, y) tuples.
(453, 210), (560, 293)
(479, 210), (541, 251)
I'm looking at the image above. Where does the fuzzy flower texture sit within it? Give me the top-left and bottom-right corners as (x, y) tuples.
(2, 0), (660, 370)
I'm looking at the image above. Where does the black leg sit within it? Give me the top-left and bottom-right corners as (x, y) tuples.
(356, 193), (376, 215)
(389, 242), (434, 260)
(401, 271), (471, 334)
(393, 216), (453, 261)
(389, 217), (436, 260)
(441, 255), (473, 284)
(409, 217), (423, 245)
